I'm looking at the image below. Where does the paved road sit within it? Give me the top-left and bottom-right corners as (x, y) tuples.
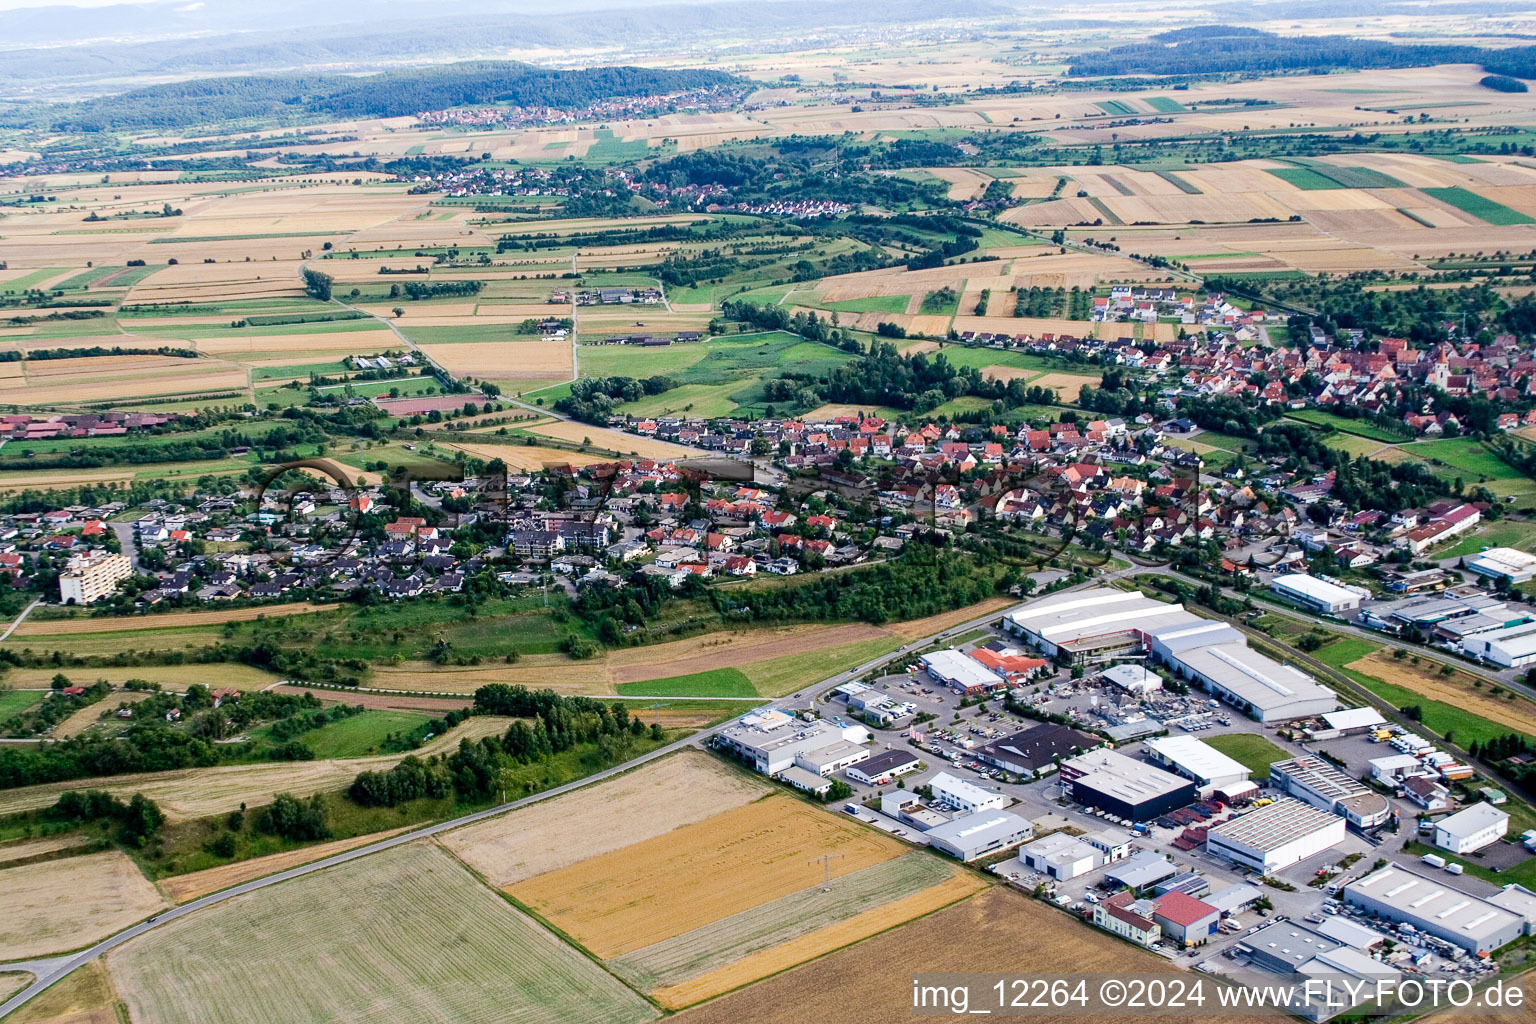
(109, 521), (138, 572)
(0, 595), (1021, 1017)
(0, 598), (40, 643)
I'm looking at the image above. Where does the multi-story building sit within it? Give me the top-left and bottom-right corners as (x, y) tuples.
(58, 551), (131, 605)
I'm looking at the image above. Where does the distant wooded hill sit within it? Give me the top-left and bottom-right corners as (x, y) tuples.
(1, 61), (738, 132)
(1068, 26), (1536, 80)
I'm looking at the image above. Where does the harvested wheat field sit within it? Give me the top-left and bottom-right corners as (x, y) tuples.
(1030, 372), (1099, 403)
(527, 421), (697, 459)
(108, 843), (657, 1024)
(884, 596), (1017, 640)
(364, 656), (610, 693)
(443, 751), (770, 887)
(675, 887), (1194, 1024)
(15, 602), (332, 635)
(5, 962), (117, 1024)
(610, 623), (892, 684)
(0, 834), (96, 868)
(0, 717), (512, 819)
(418, 340), (572, 378)
(617, 854), (986, 1009)
(2, 663), (281, 690)
(437, 441), (610, 472)
(510, 795), (903, 960)
(0, 850), (167, 960)
(1347, 653), (1536, 737)
(161, 827), (415, 903)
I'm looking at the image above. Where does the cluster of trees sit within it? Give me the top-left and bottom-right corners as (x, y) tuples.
(554, 375), (678, 423)
(1012, 286), (1090, 319)
(350, 687), (661, 810)
(52, 789), (165, 847)
(1069, 27), (1536, 81)
(712, 551), (1000, 625)
(0, 344), (196, 363)
(301, 268), (333, 302)
(389, 280), (484, 300)
(12, 62), (737, 131)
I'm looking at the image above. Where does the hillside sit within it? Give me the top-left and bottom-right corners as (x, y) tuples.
(1, 61), (739, 131)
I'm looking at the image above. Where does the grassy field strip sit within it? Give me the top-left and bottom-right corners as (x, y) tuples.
(650, 871), (986, 1009)
(161, 826), (416, 903)
(0, 717), (512, 820)
(107, 843), (658, 1024)
(1201, 732), (1291, 780)
(610, 853), (953, 992)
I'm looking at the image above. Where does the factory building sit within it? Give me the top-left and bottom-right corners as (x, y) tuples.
(1003, 588), (1202, 660)
(1104, 850), (1178, 891)
(925, 811), (1033, 861)
(1151, 891), (1221, 946)
(930, 771), (1007, 814)
(1059, 749), (1197, 821)
(1343, 865), (1524, 955)
(715, 709), (870, 775)
(1206, 798), (1347, 873)
(1020, 832), (1101, 880)
(1461, 620), (1536, 670)
(973, 722), (1100, 778)
(1434, 803), (1510, 855)
(1100, 664), (1163, 695)
(1143, 735), (1251, 798)
(1270, 573), (1365, 614)
(1269, 755), (1392, 830)
(918, 649), (1004, 694)
(1467, 547), (1536, 585)
(1150, 620), (1338, 723)
(845, 749), (921, 786)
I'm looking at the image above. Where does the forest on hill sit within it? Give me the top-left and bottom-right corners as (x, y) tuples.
(2, 61), (738, 131)
(1068, 26), (1536, 80)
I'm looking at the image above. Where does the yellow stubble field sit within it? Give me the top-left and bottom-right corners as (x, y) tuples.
(508, 796), (904, 959)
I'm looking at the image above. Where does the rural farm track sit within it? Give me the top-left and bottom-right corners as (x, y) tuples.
(0, 597), (1018, 1017)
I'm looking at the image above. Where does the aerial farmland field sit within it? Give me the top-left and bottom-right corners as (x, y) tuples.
(509, 795), (906, 958)
(107, 843), (658, 1024)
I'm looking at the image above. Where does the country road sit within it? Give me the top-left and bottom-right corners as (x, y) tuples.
(0, 594), (1020, 1018)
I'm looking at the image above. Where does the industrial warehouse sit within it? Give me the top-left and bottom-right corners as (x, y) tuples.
(1143, 735), (1251, 799)
(1343, 865), (1525, 954)
(1058, 748), (1198, 820)
(1269, 755), (1393, 830)
(1205, 797), (1347, 872)
(1004, 588), (1339, 723)
(1269, 573), (1366, 614)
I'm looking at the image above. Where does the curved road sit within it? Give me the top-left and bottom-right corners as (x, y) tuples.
(0, 597), (1017, 1017)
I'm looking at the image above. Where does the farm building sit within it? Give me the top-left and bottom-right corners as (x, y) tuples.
(1150, 620), (1337, 723)
(1467, 547), (1536, 584)
(1100, 663), (1162, 695)
(1151, 891), (1220, 946)
(1104, 850), (1177, 891)
(1269, 573), (1364, 614)
(973, 722), (1100, 778)
(930, 771), (1007, 814)
(1269, 755), (1392, 830)
(1461, 620), (1536, 669)
(918, 649), (1004, 694)
(1142, 735), (1250, 798)
(715, 709), (870, 775)
(1434, 803), (1510, 855)
(1020, 832), (1100, 880)
(925, 811), (1033, 861)
(1205, 798), (1346, 873)
(845, 749), (921, 786)
(1343, 865), (1524, 954)
(1059, 749), (1196, 821)
(1003, 588), (1201, 660)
